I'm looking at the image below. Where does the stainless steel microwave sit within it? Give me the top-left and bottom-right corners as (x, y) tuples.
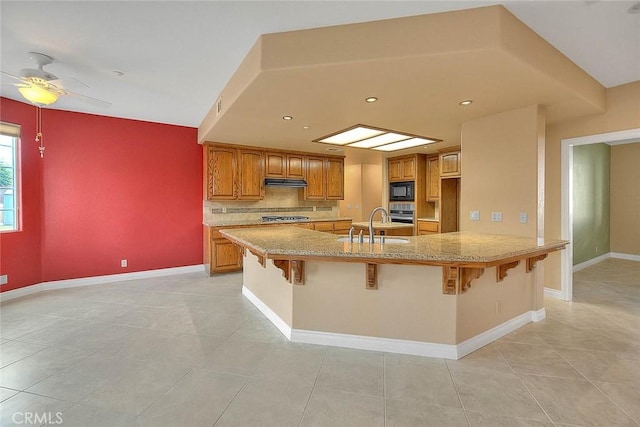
(389, 181), (414, 201)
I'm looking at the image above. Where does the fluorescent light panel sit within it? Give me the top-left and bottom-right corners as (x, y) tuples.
(318, 127), (384, 145)
(373, 137), (437, 151)
(314, 125), (440, 151)
(349, 132), (411, 148)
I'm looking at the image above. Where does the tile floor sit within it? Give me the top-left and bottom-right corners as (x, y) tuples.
(0, 258), (638, 426)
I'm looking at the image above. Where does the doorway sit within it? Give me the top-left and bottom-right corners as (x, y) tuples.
(560, 128), (640, 301)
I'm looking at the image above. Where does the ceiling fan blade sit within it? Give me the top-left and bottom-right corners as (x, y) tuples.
(62, 89), (112, 109)
(47, 77), (89, 92)
(1, 70), (27, 83)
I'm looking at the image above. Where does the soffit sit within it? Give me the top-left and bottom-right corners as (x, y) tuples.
(199, 6), (605, 158)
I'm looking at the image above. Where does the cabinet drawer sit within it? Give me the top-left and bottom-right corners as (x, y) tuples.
(313, 222), (335, 232)
(418, 221), (439, 233)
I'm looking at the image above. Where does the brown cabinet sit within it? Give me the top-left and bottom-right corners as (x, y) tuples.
(439, 149), (461, 178)
(388, 156), (416, 182)
(326, 157), (344, 200)
(426, 155), (440, 201)
(205, 144), (264, 201)
(304, 156), (326, 200)
(266, 152), (305, 179)
(417, 220), (439, 235)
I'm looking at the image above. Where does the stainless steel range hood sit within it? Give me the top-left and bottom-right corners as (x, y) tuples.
(264, 178), (308, 188)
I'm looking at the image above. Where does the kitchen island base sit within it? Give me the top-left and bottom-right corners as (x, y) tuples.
(241, 251), (545, 360)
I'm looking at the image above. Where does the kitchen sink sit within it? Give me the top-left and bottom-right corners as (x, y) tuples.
(336, 236), (410, 244)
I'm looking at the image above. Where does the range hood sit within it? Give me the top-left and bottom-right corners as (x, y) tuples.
(264, 178), (308, 188)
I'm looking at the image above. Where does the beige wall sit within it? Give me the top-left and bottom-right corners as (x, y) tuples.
(243, 252), (293, 325)
(339, 157), (383, 221)
(611, 143), (640, 255)
(545, 81), (640, 290)
(459, 105), (543, 238)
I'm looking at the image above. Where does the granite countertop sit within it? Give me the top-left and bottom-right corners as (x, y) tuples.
(204, 217), (352, 227)
(220, 227), (567, 264)
(351, 221), (414, 229)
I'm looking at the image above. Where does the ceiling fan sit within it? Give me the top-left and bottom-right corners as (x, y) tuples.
(1, 52), (111, 108)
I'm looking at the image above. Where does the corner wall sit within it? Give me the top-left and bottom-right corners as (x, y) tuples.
(610, 142), (640, 255)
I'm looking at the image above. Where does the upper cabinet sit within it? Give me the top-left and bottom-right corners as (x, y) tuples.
(205, 143), (264, 201)
(426, 155), (440, 201)
(265, 152), (305, 179)
(206, 142), (344, 202)
(388, 156), (416, 181)
(439, 148), (461, 178)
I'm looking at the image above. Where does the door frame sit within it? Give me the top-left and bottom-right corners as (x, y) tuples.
(560, 128), (640, 301)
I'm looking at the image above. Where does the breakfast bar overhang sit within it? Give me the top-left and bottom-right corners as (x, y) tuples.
(221, 227), (567, 359)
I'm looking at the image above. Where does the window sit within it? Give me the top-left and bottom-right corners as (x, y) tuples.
(0, 122), (20, 232)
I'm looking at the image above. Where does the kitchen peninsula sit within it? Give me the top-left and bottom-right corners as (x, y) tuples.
(221, 227), (566, 359)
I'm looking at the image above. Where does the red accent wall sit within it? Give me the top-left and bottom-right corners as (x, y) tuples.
(0, 98), (43, 291)
(0, 97), (202, 291)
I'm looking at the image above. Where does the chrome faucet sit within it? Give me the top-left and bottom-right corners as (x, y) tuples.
(348, 226), (355, 243)
(368, 206), (389, 244)
(358, 229), (364, 244)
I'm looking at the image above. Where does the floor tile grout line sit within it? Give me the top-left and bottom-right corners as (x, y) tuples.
(514, 373), (556, 425)
(136, 366), (196, 419)
(211, 375), (251, 427)
(587, 375), (640, 425)
(298, 346), (328, 427)
(443, 360), (472, 427)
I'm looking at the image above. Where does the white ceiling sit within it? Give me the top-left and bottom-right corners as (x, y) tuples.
(1, 1), (638, 128)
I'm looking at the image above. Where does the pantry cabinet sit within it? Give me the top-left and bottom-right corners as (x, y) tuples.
(439, 148), (461, 178)
(426, 155), (440, 201)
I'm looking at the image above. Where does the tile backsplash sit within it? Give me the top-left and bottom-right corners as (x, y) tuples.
(203, 187), (339, 223)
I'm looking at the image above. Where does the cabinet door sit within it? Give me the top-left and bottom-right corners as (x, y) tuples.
(304, 156), (326, 200)
(265, 152), (285, 177)
(388, 159), (402, 182)
(211, 238), (243, 273)
(333, 220), (352, 234)
(313, 222), (334, 232)
(286, 154), (305, 178)
(426, 156), (440, 201)
(206, 145), (236, 200)
(440, 151), (461, 177)
(237, 149), (264, 200)
(417, 220), (439, 235)
(401, 157), (416, 180)
(326, 157), (344, 200)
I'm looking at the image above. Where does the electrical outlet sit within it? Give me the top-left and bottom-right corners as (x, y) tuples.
(491, 211), (503, 222)
(0, 275), (7, 285)
(519, 212), (528, 224)
(121, 259), (128, 268)
(470, 211), (480, 221)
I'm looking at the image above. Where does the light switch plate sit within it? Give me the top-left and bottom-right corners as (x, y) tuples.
(491, 211), (503, 222)
(470, 211), (480, 221)
(519, 212), (528, 223)
(0, 275), (7, 285)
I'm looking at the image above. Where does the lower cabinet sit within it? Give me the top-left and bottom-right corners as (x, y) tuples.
(211, 238), (243, 272)
(417, 220), (439, 235)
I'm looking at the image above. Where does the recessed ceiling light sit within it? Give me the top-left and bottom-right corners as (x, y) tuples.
(303, 125), (310, 129)
(459, 100), (473, 106)
(326, 147), (342, 152)
(365, 97), (378, 103)
(282, 115), (293, 120)
(628, 1), (640, 14)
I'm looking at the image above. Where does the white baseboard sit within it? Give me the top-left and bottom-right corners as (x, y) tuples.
(544, 287), (563, 300)
(241, 286), (544, 360)
(611, 252), (640, 262)
(573, 253), (611, 272)
(241, 286), (292, 339)
(0, 265), (204, 302)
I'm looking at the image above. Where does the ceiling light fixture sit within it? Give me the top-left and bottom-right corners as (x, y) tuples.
(365, 96), (378, 103)
(282, 115), (293, 120)
(314, 125), (440, 152)
(459, 100), (473, 106)
(18, 85), (59, 105)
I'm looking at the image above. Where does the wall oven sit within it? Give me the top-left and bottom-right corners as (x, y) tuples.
(389, 181), (414, 201)
(389, 203), (415, 224)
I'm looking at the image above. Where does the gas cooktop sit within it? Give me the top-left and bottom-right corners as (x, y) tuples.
(261, 215), (310, 222)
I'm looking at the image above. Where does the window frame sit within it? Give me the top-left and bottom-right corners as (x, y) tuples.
(0, 122), (21, 233)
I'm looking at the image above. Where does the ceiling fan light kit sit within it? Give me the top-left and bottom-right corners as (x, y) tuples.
(18, 85), (59, 105)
